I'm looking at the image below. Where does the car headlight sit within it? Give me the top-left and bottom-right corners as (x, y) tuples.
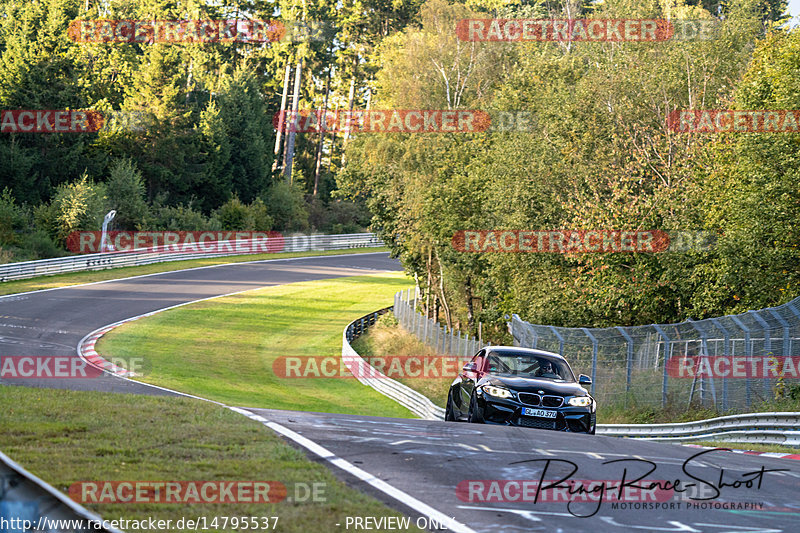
(568, 396), (592, 407)
(482, 385), (513, 399)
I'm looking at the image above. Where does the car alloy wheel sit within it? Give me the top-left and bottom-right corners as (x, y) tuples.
(468, 392), (484, 423)
(445, 394), (457, 421)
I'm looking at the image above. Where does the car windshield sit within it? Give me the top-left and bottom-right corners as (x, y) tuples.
(485, 353), (575, 382)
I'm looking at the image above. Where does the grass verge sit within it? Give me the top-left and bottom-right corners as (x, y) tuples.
(97, 272), (415, 417)
(351, 316), (454, 408)
(0, 386), (424, 532)
(684, 441), (800, 455)
(0, 247), (389, 297)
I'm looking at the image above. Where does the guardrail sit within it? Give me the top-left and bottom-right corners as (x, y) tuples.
(1, 450), (123, 533)
(343, 307), (800, 444)
(342, 307), (445, 420)
(0, 233), (383, 282)
(598, 412), (800, 445)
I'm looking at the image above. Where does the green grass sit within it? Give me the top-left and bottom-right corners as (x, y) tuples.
(0, 246), (389, 297)
(97, 272), (416, 417)
(684, 441), (800, 454)
(0, 386), (423, 533)
(351, 316), (454, 407)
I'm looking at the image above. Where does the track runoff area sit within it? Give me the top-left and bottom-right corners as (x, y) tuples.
(1, 252), (798, 532)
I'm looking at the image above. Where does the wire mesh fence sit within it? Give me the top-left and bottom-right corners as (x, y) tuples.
(394, 289), (489, 359)
(510, 297), (800, 410)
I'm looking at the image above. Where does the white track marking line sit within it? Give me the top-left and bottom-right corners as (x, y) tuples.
(229, 408), (476, 533)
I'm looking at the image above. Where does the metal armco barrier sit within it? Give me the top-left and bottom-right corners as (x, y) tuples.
(0, 450), (123, 533)
(342, 307), (446, 420)
(598, 412), (800, 445)
(0, 233), (383, 282)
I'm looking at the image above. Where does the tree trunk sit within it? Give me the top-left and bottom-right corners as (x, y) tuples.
(340, 74), (356, 167)
(465, 275), (475, 331)
(313, 69), (331, 196)
(283, 58), (304, 183)
(327, 102), (339, 174)
(272, 61), (292, 172)
(435, 248), (452, 328)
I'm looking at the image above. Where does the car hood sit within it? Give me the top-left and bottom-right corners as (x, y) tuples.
(484, 375), (589, 396)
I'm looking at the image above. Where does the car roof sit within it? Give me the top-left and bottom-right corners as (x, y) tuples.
(482, 346), (567, 362)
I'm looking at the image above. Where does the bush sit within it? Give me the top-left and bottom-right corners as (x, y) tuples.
(105, 159), (149, 230)
(152, 203), (219, 231)
(264, 181), (308, 232)
(0, 188), (27, 245)
(20, 230), (62, 259)
(215, 196), (250, 230)
(34, 174), (107, 246)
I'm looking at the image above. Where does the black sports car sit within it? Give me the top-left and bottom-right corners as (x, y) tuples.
(445, 346), (596, 434)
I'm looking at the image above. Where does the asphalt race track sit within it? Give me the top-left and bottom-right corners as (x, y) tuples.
(249, 409), (800, 533)
(0, 252), (400, 393)
(2, 252), (799, 532)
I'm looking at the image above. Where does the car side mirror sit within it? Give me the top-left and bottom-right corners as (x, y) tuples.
(578, 374), (592, 385)
(463, 362), (478, 373)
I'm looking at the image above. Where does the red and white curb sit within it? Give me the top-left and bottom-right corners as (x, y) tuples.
(79, 322), (135, 377)
(684, 444), (800, 461)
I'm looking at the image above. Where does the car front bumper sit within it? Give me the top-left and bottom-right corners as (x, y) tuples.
(477, 395), (596, 433)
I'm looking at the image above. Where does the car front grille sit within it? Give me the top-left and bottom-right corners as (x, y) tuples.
(518, 393), (541, 406)
(542, 395), (564, 408)
(519, 417), (557, 430)
(518, 393), (565, 408)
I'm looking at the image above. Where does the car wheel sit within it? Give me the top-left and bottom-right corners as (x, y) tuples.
(468, 392), (484, 424)
(445, 394), (457, 421)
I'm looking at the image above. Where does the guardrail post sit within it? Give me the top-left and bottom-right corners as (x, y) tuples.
(748, 310), (772, 398)
(529, 325), (538, 349)
(710, 318), (731, 411)
(616, 326), (634, 399)
(688, 320), (716, 407)
(784, 301), (800, 356)
(548, 325), (564, 356)
(731, 315), (753, 407)
(581, 328), (598, 395)
(768, 308), (791, 358)
(653, 324), (671, 408)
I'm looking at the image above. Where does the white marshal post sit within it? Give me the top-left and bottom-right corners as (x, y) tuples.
(101, 210), (116, 252)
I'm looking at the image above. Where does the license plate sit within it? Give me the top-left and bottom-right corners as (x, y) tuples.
(522, 407), (557, 418)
